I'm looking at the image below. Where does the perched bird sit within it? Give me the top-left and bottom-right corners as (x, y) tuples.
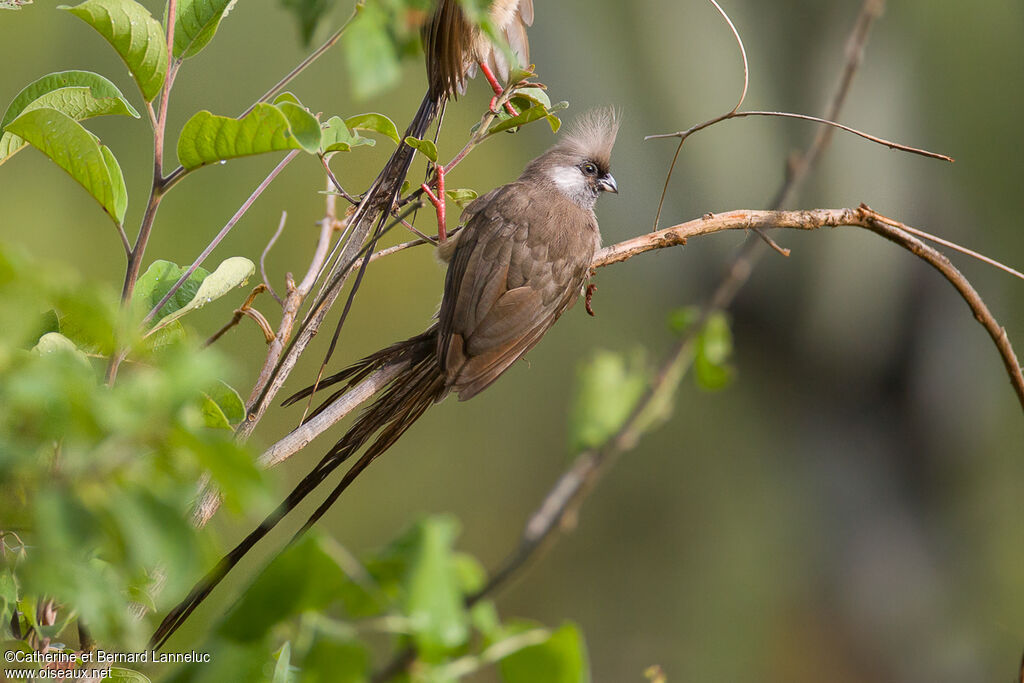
(295, 107), (619, 501)
(151, 110), (619, 649)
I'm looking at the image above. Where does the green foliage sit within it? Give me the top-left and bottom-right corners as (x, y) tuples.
(343, 0), (432, 100)
(140, 256), (255, 333)
(345, 112), (401, 146)
(489, 101), (567, 136)
(4, 107), (128, 224)
(172, 0), (235, 60)
(668, 307), (736, 391)
(499, 622), (590, 683)
(177, 103), (320, 170)
(569, 350), (649, 454)
(445, 188), (478, 209)
(0, 246), (267, 648)
(278, 0), (332, 46)
(169, 519), (589, 682)
(404, 136), (438, 163)
(0, 71), (139, 165)
(320, 116), (376, 154)
(60, 0), (168, 101)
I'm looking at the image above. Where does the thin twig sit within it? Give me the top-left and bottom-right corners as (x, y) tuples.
(646, 110), (953, 162)
(115, 222), (131, 259)
(322, 156), (360, 205)
(205, 285), (274, 347)
(144, 150), (300, 325)
(878, 218), (1024, 282)
(261, 212), (288, 305)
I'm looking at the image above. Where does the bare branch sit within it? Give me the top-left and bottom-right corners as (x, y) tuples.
(647, 110), (953, 162)
(261, 212), (288, 305)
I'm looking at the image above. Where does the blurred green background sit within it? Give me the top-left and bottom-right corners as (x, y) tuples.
(2, 0), (1023, 680)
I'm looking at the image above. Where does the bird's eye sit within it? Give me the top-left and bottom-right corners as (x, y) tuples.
(581, 162), (598, 176)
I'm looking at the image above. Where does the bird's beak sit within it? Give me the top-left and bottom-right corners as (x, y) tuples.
(598, 173), (618, 194)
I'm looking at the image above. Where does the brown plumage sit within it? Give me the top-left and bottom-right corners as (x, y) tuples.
(423, 0), (533, 101)
(151, 109), (617, 651)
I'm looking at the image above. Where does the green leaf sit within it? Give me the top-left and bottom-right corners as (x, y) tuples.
(404, 135), (437, 163)
(668, 308), (735, 391)
(278, 0), (332, 46)
(343, 2), (400, 99)
(453, 552), (486, 594)
(173, 0), (235, 59)
(200, 394), (231, 429)
(0, 568), (18, 628)
(208, 380), (245, 424)
(404, 516), (469, 660)
(694, 312), (734, 391)
(300, 635), (369, 683)
(499, 622), (589, 683)
(319, 116), (374, 153)
(272, 641), (292, 683)
(32, 332), (92, 369)
(220, 535), (349, 642)
(0, 71), (139, 165)
(510, 86), (550, 111)
(489, 103), (556, 135)
(568, 350), (648, 454)
(60, 0), (168, 101)
(277, 101), (322, 154)
(200, 381), (244, 429)
(272, 92), (302, 107)
(5, 107), (127, 223)
(177, 103), (315, 169)
(470, 600), (502, 642)
(135, 259), (210, 322)
(345, 112), (400, 145)
(109, 669), (151, 682)
(445, 188), (478, 209)
(148, 256), (255, 332)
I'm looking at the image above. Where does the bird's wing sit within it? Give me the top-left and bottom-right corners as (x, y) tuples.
(438, 184), (594, 400)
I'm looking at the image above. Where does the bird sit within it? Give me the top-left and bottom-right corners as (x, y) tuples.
(150, 109), (619, 649)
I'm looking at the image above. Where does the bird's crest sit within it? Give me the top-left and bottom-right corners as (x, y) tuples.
(554, 107), (620, 168)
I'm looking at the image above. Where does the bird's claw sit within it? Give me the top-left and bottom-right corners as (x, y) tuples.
(585, 284), (597, 317)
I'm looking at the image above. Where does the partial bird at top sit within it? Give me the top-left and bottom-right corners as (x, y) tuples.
(422, 0), (534, 106)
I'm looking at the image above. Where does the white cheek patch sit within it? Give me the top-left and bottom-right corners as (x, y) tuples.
(548, 165), (585, 195)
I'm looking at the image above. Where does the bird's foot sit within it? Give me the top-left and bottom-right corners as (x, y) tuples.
(421, 164), (447, 243)
(585, 283), (598, 317)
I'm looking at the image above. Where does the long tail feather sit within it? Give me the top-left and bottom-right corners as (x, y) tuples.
(152, 330), (444, 650)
